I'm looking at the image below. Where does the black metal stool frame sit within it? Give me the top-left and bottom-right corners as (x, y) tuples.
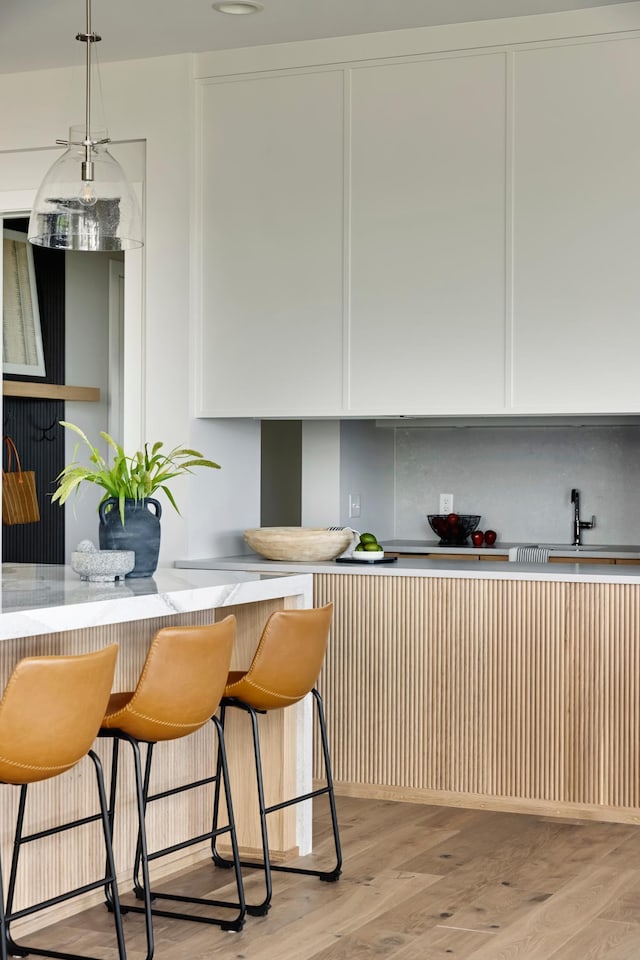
(100, 713), (245, 960)
(211, 687), (342, 916)
(2, 749), (126, 960)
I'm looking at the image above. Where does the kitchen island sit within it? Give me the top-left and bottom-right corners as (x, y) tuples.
(0, 564), (313, 934)
(178, 553), (640, 825)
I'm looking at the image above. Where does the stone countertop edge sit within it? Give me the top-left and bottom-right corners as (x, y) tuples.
(381, 540), (640, 559)
(0, 564), (313, 641)
(175, 554), (640, 585)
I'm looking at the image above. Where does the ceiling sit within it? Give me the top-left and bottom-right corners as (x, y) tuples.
(0, 0), (636, 75)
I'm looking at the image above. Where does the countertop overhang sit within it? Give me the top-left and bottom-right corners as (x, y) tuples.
(176, 554), (640, 584)
(0, 564), (313, 640)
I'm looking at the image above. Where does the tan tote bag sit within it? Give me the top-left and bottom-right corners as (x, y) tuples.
(2, 436), (40, 525)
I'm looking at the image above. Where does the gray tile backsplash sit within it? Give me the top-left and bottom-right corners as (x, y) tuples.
(394, 425), (640, 544)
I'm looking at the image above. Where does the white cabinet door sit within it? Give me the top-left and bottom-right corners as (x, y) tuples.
(197, 71), (345, 417)
(348, 54), (508, 415)
(511, 38), (640, 413)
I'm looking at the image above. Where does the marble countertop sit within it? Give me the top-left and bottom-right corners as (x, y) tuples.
(0, 564), (312, 640)
(176, 553), (640, 585)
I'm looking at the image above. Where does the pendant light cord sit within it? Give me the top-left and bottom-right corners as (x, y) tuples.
(77, 0), (102, 181)
(85, 0), (92, 153)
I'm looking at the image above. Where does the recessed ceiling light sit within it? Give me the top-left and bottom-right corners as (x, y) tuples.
(212, 1), (263, 14)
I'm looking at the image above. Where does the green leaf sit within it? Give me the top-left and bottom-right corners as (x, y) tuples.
(53, 422), (221, 520)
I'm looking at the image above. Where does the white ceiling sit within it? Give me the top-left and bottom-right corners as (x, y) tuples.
(0, 0), (636, 75)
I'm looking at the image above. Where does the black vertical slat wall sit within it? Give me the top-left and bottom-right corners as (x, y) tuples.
(3, 217), (66, 564)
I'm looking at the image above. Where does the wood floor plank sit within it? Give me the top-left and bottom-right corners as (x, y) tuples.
(597, 870), (640, 925)
(391, 926), (496, 960)
(20, 797), (640, 960)
(464, 866), (638, 960)
(547, 918), (640, 960)
(431, 817), (634, 934)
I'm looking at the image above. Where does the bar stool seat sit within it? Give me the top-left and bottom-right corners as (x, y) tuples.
(212, 603), (342, 916)
(0, 644), (125, 960)
(99, 616), (245, 960)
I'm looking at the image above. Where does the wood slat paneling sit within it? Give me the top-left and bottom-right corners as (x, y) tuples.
(313, 574), (640, 823)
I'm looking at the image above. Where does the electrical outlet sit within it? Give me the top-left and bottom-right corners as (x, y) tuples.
(349, 493), (361, 519)
(440, 493), (453, 514)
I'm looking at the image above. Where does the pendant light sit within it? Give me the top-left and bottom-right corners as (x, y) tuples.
(28, 0), (143, 252)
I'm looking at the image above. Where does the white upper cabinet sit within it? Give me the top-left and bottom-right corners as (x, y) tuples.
(195, 18), (640, 418)
(196, 70), (345, 417)
(347, 54), (508, 415)
(511, 38), (640, 414)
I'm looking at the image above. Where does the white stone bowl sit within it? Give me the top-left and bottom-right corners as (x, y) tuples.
(71, 549), (136, 582)
(352, 549), (385, 562)
(244, 527), (353, 562)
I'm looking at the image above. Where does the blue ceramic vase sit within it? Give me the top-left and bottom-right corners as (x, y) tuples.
(98, 497), (162, 578)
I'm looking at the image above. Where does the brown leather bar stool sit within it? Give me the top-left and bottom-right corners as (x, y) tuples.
(0, 645), (125, 960)
(99, 616), (245, 960)
(212, 603), (341, 916)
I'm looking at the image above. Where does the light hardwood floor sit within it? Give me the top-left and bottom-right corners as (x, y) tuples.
(21, 796), (640, 959)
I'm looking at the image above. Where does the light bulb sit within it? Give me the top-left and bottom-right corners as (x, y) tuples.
(79, 179), (97, 207)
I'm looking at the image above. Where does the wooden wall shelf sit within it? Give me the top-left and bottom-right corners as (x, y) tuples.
(2, 381), (100, 402)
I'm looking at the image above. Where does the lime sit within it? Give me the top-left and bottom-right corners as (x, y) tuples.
(359, 532), (377, 544)
(354, 544), (366, 552)
(363, 541), (381, 551)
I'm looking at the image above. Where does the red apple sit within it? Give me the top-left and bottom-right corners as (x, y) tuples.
(484, 529), (497, 546)
(471, 531), (484, 546)
(447, 513), (460, 526)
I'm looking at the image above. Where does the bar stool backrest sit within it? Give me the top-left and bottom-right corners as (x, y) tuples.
(225, 604), (333, 711)
(0, 644), (119, 785)
(101, 616), (236, 742)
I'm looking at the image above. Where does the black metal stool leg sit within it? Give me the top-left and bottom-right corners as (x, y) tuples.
(132, 743), (155, 901)
(3, 753), (128, 960)
(89, 750), (127, 960)
(211, 715), (247, 918)
(119, 735), (155, 960)
(211, 704), (227, 867)
(100, 726), (245, 937)
(0, 841), (8, 960)
(311, 688), (342, 881)
(4, 785), (28, 958)
(211, 702), (273, 915)
(265, 689), (341, 882)
(103, 737), (120, 910)
(213, 688), (342, 908)
(244, 705), (273, 915)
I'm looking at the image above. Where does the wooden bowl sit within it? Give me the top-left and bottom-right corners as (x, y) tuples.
(244, 526), (353, 562)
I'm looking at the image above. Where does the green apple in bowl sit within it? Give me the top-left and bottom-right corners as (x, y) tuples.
(354, 533), (384, 560)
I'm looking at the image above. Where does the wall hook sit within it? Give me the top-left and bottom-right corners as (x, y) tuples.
(37, 421), (58, 442)
(3, 412), (17, 434)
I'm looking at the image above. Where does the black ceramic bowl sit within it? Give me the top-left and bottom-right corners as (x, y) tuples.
(427, 514), (481, 546)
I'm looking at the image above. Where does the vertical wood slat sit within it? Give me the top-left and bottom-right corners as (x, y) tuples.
(313, 574), (640, 822)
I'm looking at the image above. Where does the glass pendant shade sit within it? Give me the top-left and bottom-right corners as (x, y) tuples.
(28, 126), (143, 252)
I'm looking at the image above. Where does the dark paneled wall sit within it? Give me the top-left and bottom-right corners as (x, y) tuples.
(3, 218), (65, 564)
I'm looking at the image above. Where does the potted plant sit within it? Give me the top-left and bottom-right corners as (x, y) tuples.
(52, 421), (220, 577)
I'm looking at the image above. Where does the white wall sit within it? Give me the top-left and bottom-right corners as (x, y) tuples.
(0, 54), (263, 567)
(339, 421), (395, 539)
(63, 252), (112, 558)
(394, 424), (640, 544)
(186, 418), (261, 560)
(301, 421), (341, 526)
